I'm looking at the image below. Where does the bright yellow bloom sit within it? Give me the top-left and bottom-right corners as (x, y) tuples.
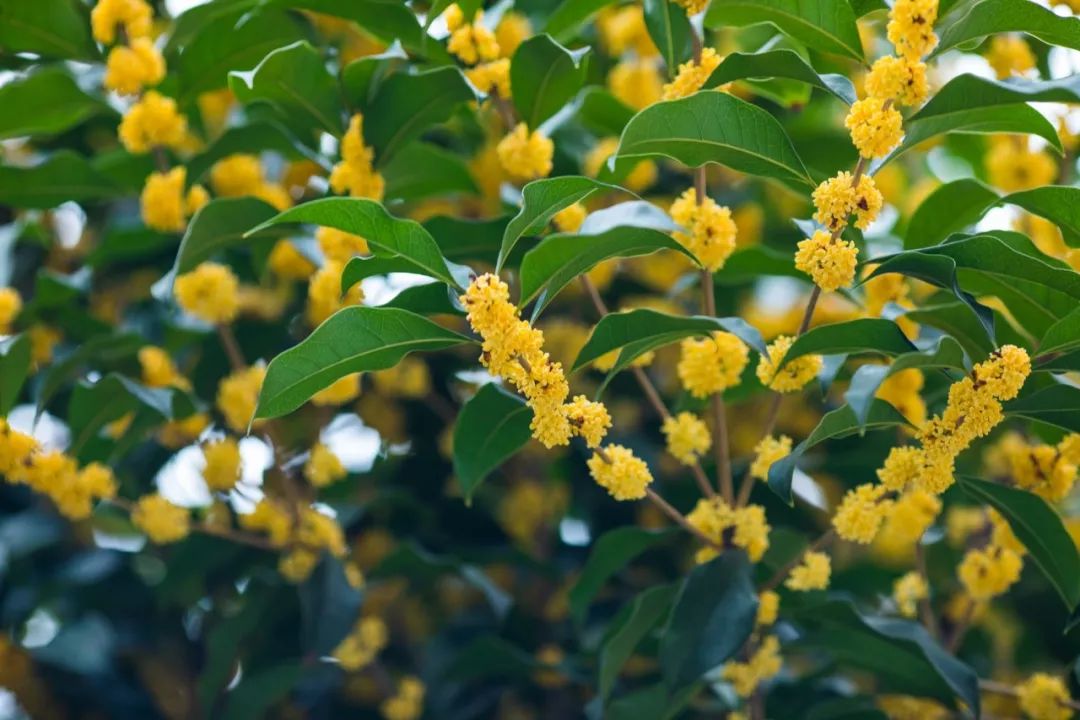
(756, 590), (780, 626)
(28, 325), (61, 366)
(330, 113), (385, 200)
(786, 551), (831, 591)
(239, 498), (292, 546)
(447, 11), (500, 65)
(987, 35), (1036, 79)
(887, 0), (939, 60)
(174, 262), (240, 324)
(158, 413), (210, 448)
(132, 494), (191, 544)
(812, 171), (883, 232)
(833, 483), (893, 543)
(1017, 673), (1073, 720)
(0, 288), (22, 333)
(141, 167), (187, 232)
(721, 635), (782, 697)
(495, 12), (531, 57)
(750, 435), (792, 480)
(587, 444), (653, 500)
(669, 188), (738, 271)
(687, 498), (771, 563)
(317, 226), (370, 262)
(893, 571), (928, 618)
(877, 368), (926, 427)
(307, 260), (364, 326)
(845, 97), (904, 159)
(795, 231), (859, 292)
(202, 438), (241, 492)
(958, 543), (1022, 600)
(91, 0), (152, 44)
(865, 55), (928, 106)
(677, 331), (749, 398)
(673, 0), (709, 14)
(596, 5), (657, 58)
(118, 91), (188, 154)
(104, 38), (165, 95)
(216, 365), (266, 433)
(311, 373), (361, 406)
(210, 154), (263, 197)
(583, 136), (658, 192)
(496, 123), (554, 182)
(661, 412), (711, 465)
(662, 47), (721, 100)
(552, 203), (586, 233)
(465, 58), (510, 97)
(371, 357), (431, 399)
(878, 695), (950, 720)
(565, 395), (612, 448)
(268, 240), (316, 280)
(986, 136), (1057, 192)
(756, 335), (822, 393)
(333, 616), (388, 671)
(304, 443), (346, 488)
(381, 676), (425, 720)
(608, 59), (663, 110)
(1003, 434), (1079, 501)
(974, 344), (1030, 401)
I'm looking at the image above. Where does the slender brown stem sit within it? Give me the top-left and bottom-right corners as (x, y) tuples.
(711, 394), (733, 503)
(979, 679), (1080, 710)
(630, 366), (671, 422)
(645, 488), (722, 550)
(946, 598), (975, 653)
(797, 286), (821, 336)
(761, 529), (836, 591)
(216, 324), (246, 371)
(735, 393), (782, 507)
(152, 146), (170, 173)
(914, 540), (938, 640)
(492, 93), (517, 131)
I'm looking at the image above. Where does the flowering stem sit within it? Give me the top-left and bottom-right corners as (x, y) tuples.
(797, 285), (821, 336)
(914, 540), (938, 639)
(734, 393), (781, 507)
(107, 497), (279, 551)
(217, 324), (247, 371)
(979, 679), (1080, 711)
(645, 487), (722, 550)
(761, 528), (835, 592)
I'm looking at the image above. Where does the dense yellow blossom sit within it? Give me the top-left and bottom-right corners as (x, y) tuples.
(239, 498), (293, 546)
(28, 325), (61, 367)
(216, 365), (266, 433)
(986, 136), (1057, 192)
(104, 38), (165, 95)
(565, 395), (612, 448)
(552, 203), (587, 233)
(174, 262), (240, 324)
(795, 231), (859, 292)
(662, 47), (721, 100)
(582, 136), (658, 192)
(0, 288), (23, 333)
(756, 335), (823, 393)
(141, 167), (206, 232)
(210, 154), (263, 197)
(333, 616), (388, 671)
(721, 635), (782, 697)
(677, 331), (749, 398)
(999, 433), (1078, 501)
(878, 695), (950, 719)
(1017, 673), (1073, 720)
(202, 438), (241, 492)
(304, 443), (346, 487)
(687, 498), (771, 563)
(661, 412), (711, 465)
(833, 483), (893, 544)
(893, 571), (928, 617)
(311, 373), (361, 406)
(596, 5), (657, 57)
(887, 0), (939, 60)
(786, 551), (831, 591)
(958, 543), (1022, 600)
(495, 13), (531, 57)
(750, 435), (791, 480)
(307, 260), (364, 326)
(608, 59), (664, 110)
(91, 0), (153, 44)
(371, 357), (431, 399)
(268, 240), (316, 279)
(812, 172), (883, 232)
(757, 590), (780, 626)
(845, 97), (904, 159)
(331, 113), (385, 200)
(587, 444), (653, 500)
(119, 91), (188, 154)
(317, 226), (370, 262)
(497, 123), (554, 182)
(669, 188), (738, 271)
(381, 676), (425, 720)
(132, 494), (191, 544)
(987, 35), (1036, 79)
(466, 58), (510, 97)
(877, 368), (926, 427)
(865, 55), (928, 106)
(447, 10), (500, 65)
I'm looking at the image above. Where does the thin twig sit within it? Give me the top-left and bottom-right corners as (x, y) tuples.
(735, 393), (782, 507)
(216, 324), (247, 371)
(645, 488), (722, 550)
(946, 598), (976, 653)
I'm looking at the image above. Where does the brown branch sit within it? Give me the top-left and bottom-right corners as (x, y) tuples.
(216, 324), (247, 371)
(645, 488), (722, 550)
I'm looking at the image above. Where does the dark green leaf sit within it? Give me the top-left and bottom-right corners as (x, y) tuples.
(510, 34), (591, 130)
(704, 49), (857, 105)
(544, 0), (620, 43)
(0, 335), (31, 415)
(1003, 185), (1080, 247)
(187, 122), (321, 184)
(958, 475), (1080, 610)
(255, 307), (471, 419)
(341, 257), (436, 296)
(935, 0), (1080, 56)
(340, 44), (408, 109)
(380, 283), (465, 316)
(905, 179), (1000, 249)
(0, 0), (97, 60)
(905, 301), (997, 361)
(0, 151), (123, 209)
(299, 555), (363, 655)
(783, 318), (917, 364)
(67, 374), (190, 456)
(444, 636), (536, 682)
(383, 142), (477, 201)
(913, 73), (1080, 123)
(37, 333), (144, 417)
(220, 662), (303, 720)
(615, 91), (812, 187)
(1005, 384), (1080, 434)
(1038, 306), (1080, 357)
(371, 543), (511, 619)
(287, 0), (440, 61)
(643, 0), (694, 78)
(598, 584), (679, 701)
(578, 88), (636, 136)
(704, 0), (864, 61)
(659, 552), (757, 692)
(0, 68), (111, 140)
(889, 103), (1062, 163)
(425, 215), (509, 266)
(452, 384), (533, 503)
(172, 197), (283, 275)
(713, 244), (802, 283)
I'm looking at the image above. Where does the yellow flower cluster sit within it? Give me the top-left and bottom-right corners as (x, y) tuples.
(140, 167), (208, 232)
(333, 616), (388, 671)
(986, 136), (1057, 192)
(268, 241), (316, 279)
(786, 551), (831, 591)
(608, 59), (663, 110)
(466, 58), (510, 97)
(498, 480), (569, 546)
(317, 226), (370, 262)
(995, 432), (1080, 501)
(722, 635), (782, 697)
(239, 498), (293, 547)
(864, 55), (929, 107)
(445, 5), (499, 65)
(892, 571), (928, 617)
(381, 676), (425, 720)
(105, 37), (165, 95)
(216, 365), (266, 433)
(1017, 673), (1073, 720)
(139, 346), (189, 389)
(119, 91), (188, 154)
(462, 274), (608, 448)
(596, 5), (657, 58)
(987, 35), (1036, 80)
(749, 435), (792, 480)
(757, 590), (780, 627)
(844, 97), (904, 159)
(497, 123), (554, 182)
(687, 497), (770, 563)
(874, 489), (941, 559)
(958, 542), (1022, 600)
(307, 260), (364, 326)
(210, 154), (292, 210)
(552, 202), (586, 233)
(662, 47), (721, 100)
(669, 188), (739, 271)
(794, 230), (859, 292)
(673, 0), (709, 14)
(174, 262), (240, 324)
(372, 357), (431, 399)
(756, 335), (823, 393)
(833, 482), (893, 544)
(202, 437), (241, 492)
(91, 0), (152, 45)
(677, 331), (749, 398)
(877, 368), (926, 427)
(132, 493), (191, 544)
(330, 113), (386, 200)
(588, 444), (653, 500)
(886, 0), (939, 60)
(583, 136), (658, 192)
(303, 443), (346, 487)
(661, 412), (711, 465)
(811, 172), (882, 232)
(0, 287), (22, 333)
(311, 374), (361, 406)
(279, 507), (347, 582)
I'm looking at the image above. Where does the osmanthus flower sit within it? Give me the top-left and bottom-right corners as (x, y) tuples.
(785, 551), (831, 591)
(958, 542), (1023, 600)
(174, 261), (240, 324)
(140, 167), (208, 232)
(0, 287), (22, 333)
(465, 57), (510, 97)
(876, 489), (941, 551)
(587, 444), (654, 500)
(892, 571), (928, 618)
(118, 90), (189, 153)
(886, 0), (940, 60)
(669, 188), (739, 271)
(317, 226), (370, 262)
(756, 335), (823, 393)
(330, 113), (385, 200)
(267, 240), (316, 280)
(832, 483), (894, 544)
(333, 616), (389, 672)
(280, 506), (348, 582)
(583, 136), (658, 192)
(380, 676), (425, 720)
(986, 34), (1036, 80)
(494, 12), (531, 57)
(552, 202), (587, 233)
(138, 346), (190, 390)
(132, 494), (191, 544)
(756, 590), (780, 627)
(372, 357), (432, 400)
(985, 136), (1057, 192)
(811, 171), (883, 232)
(216, 365), (266, 434)
(201, 437), (241, 492)
(844, 97), (904, 159)
(1017, 673), (1074, 720)
(794, 231), (859, 292)
(998, 432), (1079, 501)
(565, 396), (612, 448)
(310, 373), (361, 407)
(721, 635), (783, 698)
(307, 260), (364, 326)
(662, 47), (721, 100)
(239, 498), (293, 547)
(104, 37), (165, 95)
(596, 4), (657, 58)
(608, 58), (664, 110)
(303, 442), (347, 488)
(444, 5), (500, 65)
(876, 367), (926, 427)
(91, 0), (153, 44)
(661, 412), (711, 465)
(676, 331), (749, 398)
(210, 153), (264, 197)
(749, 435), (792, 481)
(497, 123), (554, 182)
(686, 497), (770, 563)
(864, 55), (929, 107)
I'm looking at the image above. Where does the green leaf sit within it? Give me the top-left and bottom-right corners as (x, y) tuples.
(573, 308), (766, 372)
(187, 122), (321, 185)
(517, 202), (697, 316)
(255, 307), (470, 420)
(220, 662), (303, 720)
(365, 66), (478, 165)
(1005, 384), (1080, 434)
(704, 49), (857, 105)
(341, 257), (437, 296)
(299, 555), (362, 655)
(544, 0), (619, 42)
(444, 636), (536, 683)
(36, 333), (145, 417)
(913, 74), (1080, 124)
(248, 198), (463, 289)
(371, 543), (511, 619)
(889, 103), (1062, 163)
(643, 0), (694, 78)
(1037, 306), (1080, 357)
(659, 552), (758, 692)
(510, 34), (591, 130)
(578, 88), (637, 137)
(569, 527), (676, 629)
(794, 598), (980, 712)
(768, 401), (911, 503)
(172, 198), (283, 275)
(1003, 186), (1080, 248)
(286, 0), (442, 61)
(0, 68), (111, 140)
(905, 179), (1000, 250)
(452, 384), (533, 503)
(704, 0), (864, 61)
(0, 0), (97, 60)
(614, 91), (812, 187)
(425, 215), (509, 267)
(229, 41), (344, 143)
(598, 584), (679, 702)
(905, 301), (997, 361)
(957, 475), (1080, 610)
(67, 374), (190, 456)
(713, 244), (802, 283)
(0, 335), (31, 416)
(934, 0), (1080, 56)
(383, 142), (477, 201)
(844, 336), (967, 427)
(0, 151), (123, 209)
(783, 318), (917, 365)
(498, 175), (626, 271)
(381, 283), (464, 317)
(340, 44), (408, 109)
